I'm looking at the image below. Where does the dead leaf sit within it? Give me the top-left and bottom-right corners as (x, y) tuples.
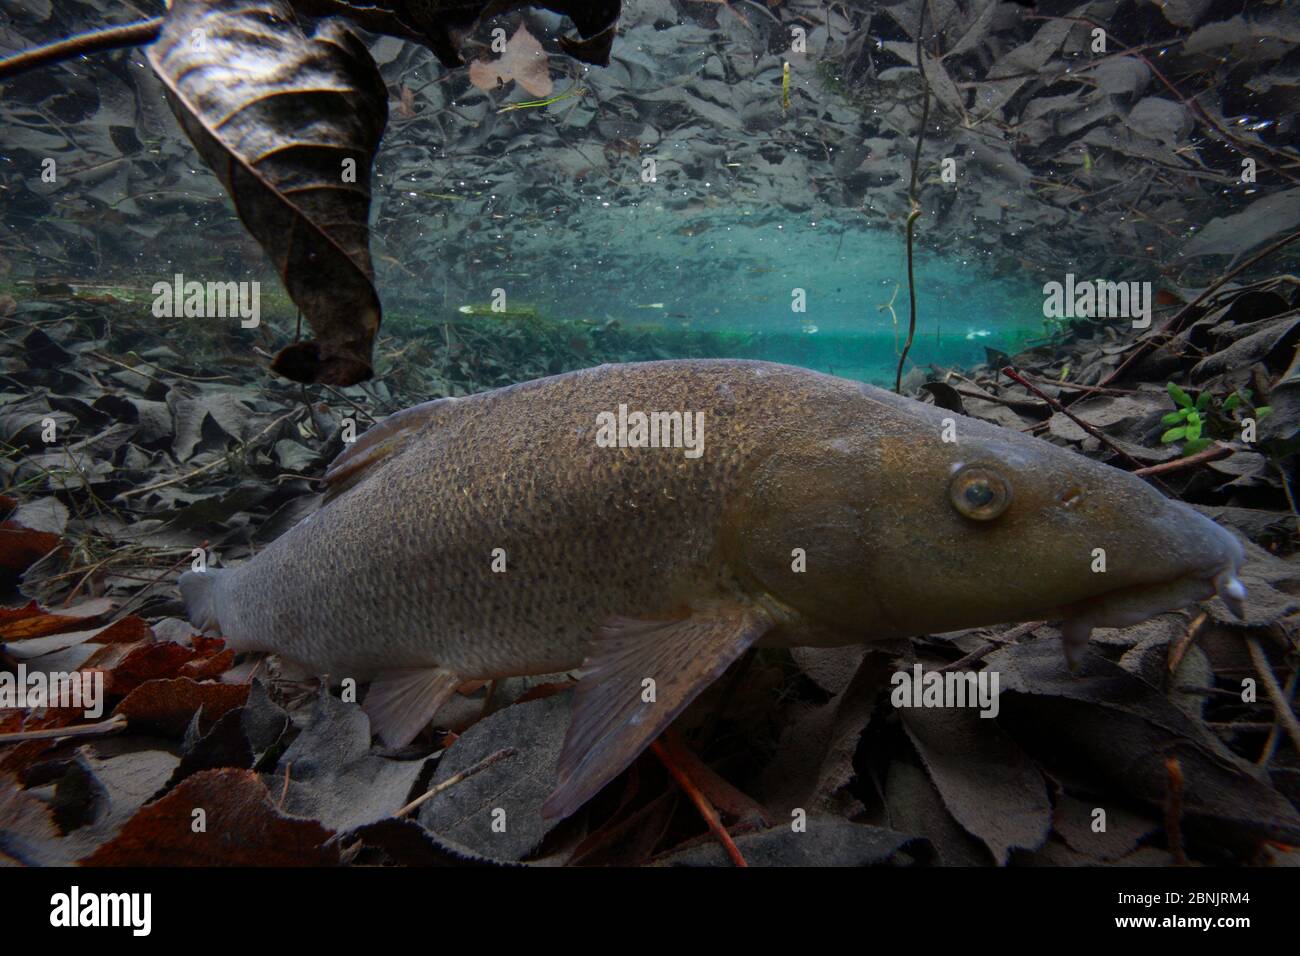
(81, 768), (338, 865)
(468, 26), (553, 98)
(148, 0), (387, 386)
(114, 678), (250, 736)
(0, 598), (116, 641)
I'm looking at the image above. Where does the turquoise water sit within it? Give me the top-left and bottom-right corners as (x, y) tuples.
(392, 209), (1047, 385)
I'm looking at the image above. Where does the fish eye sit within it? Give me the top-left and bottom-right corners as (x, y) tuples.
(949, 466), (1012, 521)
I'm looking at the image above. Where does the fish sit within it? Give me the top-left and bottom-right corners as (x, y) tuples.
(179, 359), (1247, 819)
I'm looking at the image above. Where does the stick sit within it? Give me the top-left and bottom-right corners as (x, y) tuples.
(1018, 373), (1136, 396)
(394, 747), (517, 818)
(0, 18), (163, 81)
(278, 761), (292, 810)
(1133, 442), (1233, 477)
(118, 408), (302, 500)
(1002, 367), (1165, 485)
(1167, 611), (1207, 675)
(651, 736), (747, 867)
(0, 713), (126, 743)
(938, 621), (1041, 673)
(952, 386), (1048, 410)
(1164, 755), (1186, 865)
(894, 1), (932, 395)
(1258, 670), (1298, 766)
(1245, 636), (1300, 758)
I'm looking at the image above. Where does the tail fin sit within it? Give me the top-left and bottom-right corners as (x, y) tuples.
(179, 569), (226, 635)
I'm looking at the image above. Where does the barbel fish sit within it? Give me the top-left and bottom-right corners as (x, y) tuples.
(180, 360), (1246, 818)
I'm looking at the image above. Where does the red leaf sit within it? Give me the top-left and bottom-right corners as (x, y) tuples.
(0, 598), (116, 641)
(114, 678), (249, 736)
(81, 768), (339, 866)
(0, 522), (63, 574)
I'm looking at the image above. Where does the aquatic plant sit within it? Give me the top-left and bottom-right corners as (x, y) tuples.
(1161, 382), (1271, 455)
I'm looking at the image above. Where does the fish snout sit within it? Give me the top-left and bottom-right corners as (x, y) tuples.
(1215, 569), (1248, 619)
(1171, 500), (1247, 619)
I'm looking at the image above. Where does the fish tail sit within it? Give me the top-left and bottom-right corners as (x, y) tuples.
(179, 569), (227, 637)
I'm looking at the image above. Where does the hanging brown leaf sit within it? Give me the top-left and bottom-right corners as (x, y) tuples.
(147, 0), (388, 386)
(468, 25), (554, 98)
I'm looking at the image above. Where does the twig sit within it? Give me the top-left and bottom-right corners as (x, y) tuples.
(1164, 755), (1186, 865)
(1002, 367), (1168, 489)
(1258, 670), (1298, 766)
(118, 408), (302, 500)
(1133, 442), (1234, 477)
(0, 714), (126, 743)
(278, 762), (292, 810)
(394, 747), (517, 818)
(0, 18), (163, 81)
(938, 620), (1042, 673)
(894, 0), (931, 395)
(1024, 14), (1300, 183)
(650, 736), (747, 867)
(109, 548), (201, 622)
(1245, 636), (1300, 758)
(1018, 373), (1135, 396)
(952, 387), (1048, 410)
(1167, 611), (1208, 675)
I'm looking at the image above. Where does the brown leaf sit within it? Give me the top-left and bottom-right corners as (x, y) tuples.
(0, 522), (63, 575)
(468, 26), (553, 98)
(0, 598), (117, 641)
(148, 0), (387, 386)
(178, 649), (236, 681)
(93, 641), (211, 696)
(81, 768), (338, 865)
(114, 678), (250, 736)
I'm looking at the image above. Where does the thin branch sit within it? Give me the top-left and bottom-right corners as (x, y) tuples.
(0, 18), (163, 81)
(1164, 755), (1186, 865)
(0, 714), (126, 743)
(1002, 366), (1173, 492)
(894, 0), (931, 394)
(117, 407), (303, 500)
(1133, 442), (1234, 477)
(394, 747), (518, 818)
(1245, 636), (1300, 758)
(651, 736), (747, 867)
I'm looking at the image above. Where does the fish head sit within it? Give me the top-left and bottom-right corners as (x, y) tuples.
(734, 386), (1246, 659)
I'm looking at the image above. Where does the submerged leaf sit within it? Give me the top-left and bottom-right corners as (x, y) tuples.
(148, 0), (387, 385)
(468, 26), (553, 99)
(81, 768), (338, 865)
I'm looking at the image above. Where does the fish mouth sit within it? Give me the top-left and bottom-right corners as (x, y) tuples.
(1044, 561), (1247, 670)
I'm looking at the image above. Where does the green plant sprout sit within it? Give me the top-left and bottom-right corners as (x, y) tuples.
(1161, 382), (1271, 455)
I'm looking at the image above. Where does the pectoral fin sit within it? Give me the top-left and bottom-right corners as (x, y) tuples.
(364, 667), (461, 747)
(542, 605), (771, 820)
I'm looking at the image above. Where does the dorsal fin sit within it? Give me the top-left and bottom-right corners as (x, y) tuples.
(323, 397), (459, 502)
